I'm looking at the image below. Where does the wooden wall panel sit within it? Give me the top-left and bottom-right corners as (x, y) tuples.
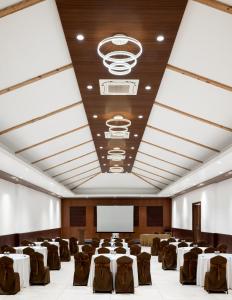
(61, 198), (171, 239)
(70, 207), (86, 226)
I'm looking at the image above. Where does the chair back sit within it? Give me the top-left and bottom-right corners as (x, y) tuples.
(197, 240), (208, 247)
(73, 252), (90, 286)
(23, 247), (35, 256)
(29, 252), (49, 284)
(101, 242), (111, 247)
(114, 242), (123, 247)
(217, 244), (228, 253)
(130, 244), (141, 256)
(0, 256), (20, 294)
(137, 252), (151, 285)
(115, 256), (134, 293)
(162, 244), (177, 270)
(93, 255), (113, 292)
(21, 240), (35, 246)
(98, 247), (110, 254)
(151, 237), (160, 256)
(0, 245), (16, 254)
(69, 237), (78, 255)
(47, 244), (60, 270)
(59, 240), (71, 262)
(178, 242), (188, 248)
(115, 247), (126, 254)
(190, 247), (203, 255)
(158, 240), (169, 262)
(181, 252), (198, 282)
(204, 247), (216, 253)
(167, 238), (176, 243)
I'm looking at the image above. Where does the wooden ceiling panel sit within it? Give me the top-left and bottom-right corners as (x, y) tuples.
(56, 0), (187, 173)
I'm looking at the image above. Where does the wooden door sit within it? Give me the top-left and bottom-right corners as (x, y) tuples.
(192, 202), (201, 242)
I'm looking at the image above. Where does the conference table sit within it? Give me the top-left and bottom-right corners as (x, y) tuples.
(197, 253), (232, 288)
(95, 247), (130, 255)
(88, 253), (139, 288)
(14, 246), (48, 266)
(140, 233), (171, 246)
(177, 247), (207, 269)
(0, 254), (30, 288)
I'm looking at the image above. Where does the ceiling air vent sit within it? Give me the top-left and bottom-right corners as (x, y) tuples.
(99, 79), (139, 95)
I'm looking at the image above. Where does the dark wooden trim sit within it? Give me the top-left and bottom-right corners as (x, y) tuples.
(0, 0), (45, 18)
(194, 0), (232, 14)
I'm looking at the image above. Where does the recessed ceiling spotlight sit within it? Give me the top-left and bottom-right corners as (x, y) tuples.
(134, 134), (138, 137)
(99, 146), (103, 149)
(127, 164), (131, 166)
(131, 146), (135, 150)
(156, 35), (165, 42)
(101, 156), (105, 159)
(103, 163), (106, 166)
(97, 133), (101, 137)
(145, 85), (151, 90)
(76, 34), (85, 41)
(93, 114), (98, 119)
(129, 156), (132, 159)
(87, 85), (93, 90)
(114, 164), (119, 167)
(138, 115), (143, 119)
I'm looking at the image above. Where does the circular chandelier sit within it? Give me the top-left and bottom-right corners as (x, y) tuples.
(107, 148), (126, 161)
(106, 115), (131, 133)
(97, 34), (143, 76)
(110, 166), (124, 173)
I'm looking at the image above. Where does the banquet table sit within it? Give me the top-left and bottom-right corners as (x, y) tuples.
(99, 241), (128, 248)
(197, 253), (232, 288)
(14, 246), (48, 266)
(95, 247), (130, 255)
(177, 247), (207, 269)
(88, 253), (138, 288)
(34, 241), (60, 255)
(0, 254), (30, 288)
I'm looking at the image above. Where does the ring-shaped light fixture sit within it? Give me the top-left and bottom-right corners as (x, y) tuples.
(109, 166), (124, 173)
(97, 34), (142, 76)
(106, 115), (131, 129)
(108, 149), (126, 155)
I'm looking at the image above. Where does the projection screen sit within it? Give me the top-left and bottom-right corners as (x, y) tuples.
(97, 206), (134, 232)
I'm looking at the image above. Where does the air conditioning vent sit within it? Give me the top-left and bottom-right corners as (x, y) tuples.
(99, 79), (139, 95)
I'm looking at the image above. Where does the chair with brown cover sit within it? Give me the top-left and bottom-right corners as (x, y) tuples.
(55, 237), (61, 242)
(93, 256), (113, 293)
(158, 240), (169, 263)
(197, 240), (208, 247)
(204, 255), (228, 293)
(47, 244), (61, 270)
(104, 238), (110, 242)
(137, 252), (151, 285)
(69, 237), (78, 255)
(204, 247), (216, 254)
(41, 241), (50, 248)
(29, 252), (50, 285)
(178, 242), (188, 248)
(190, 247), (203, 256)
(162, 244), (177, 270)
(0, 245), (16, 254)
(130, 245), (141, 256)
(217, 244), (228, 253)
(21, 240), (35, 246)
(151, 237), (160, 256)
(114, 242), (123, 247)
(37, 237), (44, 242)
(180, 252), (198, 284)
(73, 252), (90, 286)
(92, 238), (100, 248)
(115, 247), (126, 254)
(167, 238), (176, 243)
(101, 242), (111, 247)
(59, 240), (71, 262)
(128, 240), (136, 247)
(115, 256), (134, 293)
(23, 247), (35, 256)
(82, 244), (95, 259)
(115, 238), (123, 242)
(0, 256), (20, 295)
(98, 247), (110, 254)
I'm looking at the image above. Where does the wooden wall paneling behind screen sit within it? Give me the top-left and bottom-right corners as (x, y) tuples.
(56, 0), (187, 173)
(61, 198), (171, 239)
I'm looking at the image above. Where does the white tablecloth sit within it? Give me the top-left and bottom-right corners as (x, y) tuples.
(99, 241), (128, 248)
(0, 254), (30, 288)
(14, 246), (47, 266)
(95, 247), (130, 255)
(170, 242), (192, 252)
(88, 254), (138, 288)
(197, 253), (232, 288)
(177, 247), (207, 270)
(34, 241), (60, 255)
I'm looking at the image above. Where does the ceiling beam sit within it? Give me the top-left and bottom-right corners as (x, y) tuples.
(64, 170), (101, 186)
(155, 102), (232, 133)
(0, 64), (73, 96)
(133, 172), (168, 186)
(59, 166), (100, 183)
(147, 125), (220, 152)
(194, 0), (232, 14)
(135, 159), (181, 177)
(52, 159), (98, 178)
(138, 150), (191, 171)
(15, 124), (88, 154)
(167, 64), (232, 93)
(142, 140), (203, 163)
(71, 173), (101, 190)
(132, 172), (161, 190)
(0, 0), (45, 18)
(0, 101), (82, 136)
(43, 151), (96, 172)
(133, 166), (174, 182)
(32, 139), (92, 164)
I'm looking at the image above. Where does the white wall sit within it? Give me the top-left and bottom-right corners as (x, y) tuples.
(0, 179), (61, 236)
(172, 177), (232, 235)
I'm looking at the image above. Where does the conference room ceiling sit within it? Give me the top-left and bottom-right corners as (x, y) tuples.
(0, 0), (231, 196)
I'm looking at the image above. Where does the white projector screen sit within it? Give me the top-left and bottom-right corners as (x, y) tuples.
(97, 206), (134, 232)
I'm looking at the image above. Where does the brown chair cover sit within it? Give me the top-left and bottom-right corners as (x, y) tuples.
(217, 244), (228, 253)
(158, 240), (169, 262)
(73, 252), (90, 286)
(98, 247), (110, 254)
(101, 242), (111, 247)
(137, 252), (151, 285)
(93, 256), (113, 293)
(59, 240), (71, 262)
(115, 256), (134, 293)
(167, 238), (176, 243)
(115, 238), (123, 242)
(130, 245), (141, 256)
(197, 240), (208, 247)
(162, 244), (177, 270)
(114, 242), (123, 247)
(204, 255), (228, 293)
(128, 240), (136, 247)
(55, 238), (61, 242)
(82, 245), (95, 259)
(29, 252), (50, 285)
(178, 242), (188, 248)
(104, 239), (110, 242)
(92, 239), (100, 248)
(23, 247), (35, 256)
(180, 252), (198, 284)
(41, 241), (50, 248)
(37, 237), (45, 242)
(115, 247), (126, 254)
(190, 247), (203, 255)
(204, 247), (216, 254)
(0, 245), (16, 254)
(69, 237), (78, 255)
(47, 244), (61, 270)
(151, 237), (160, 256)
(21, 240), (35, 246)
(0, 256), (20, 295)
